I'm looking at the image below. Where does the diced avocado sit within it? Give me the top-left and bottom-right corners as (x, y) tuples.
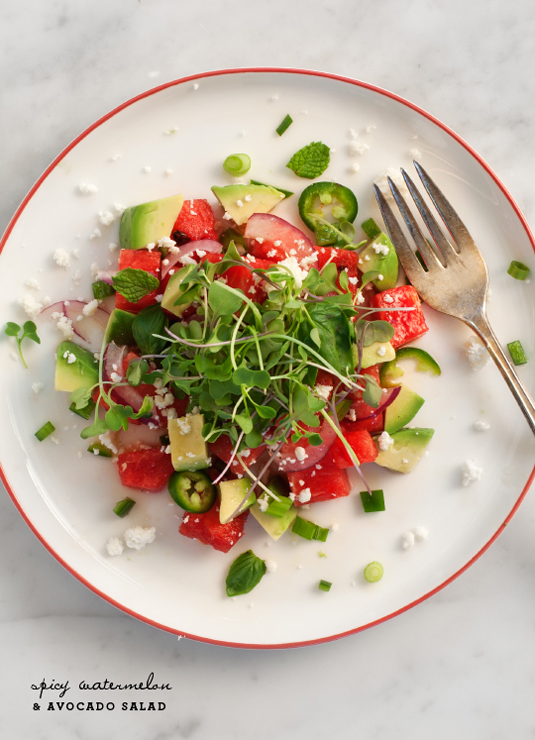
(380, 347), (441, 388)
(55, 341), (99, 393)
(250, 500), (297, 541)
(384, 384), (424, 434)
(161, 264), (195, 318)
(354, 341), (396, 369)
(219, 477), (256, 523)
(360, 233), (398, 290)
(168, 414), (209, 472)
(211, 184), (285, 226)
(105, 308), (136, 345)
(374, 427), (434, 473)
(119, 194), (184, 249)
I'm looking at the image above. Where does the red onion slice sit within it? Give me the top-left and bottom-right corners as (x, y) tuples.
(103, 342), (147, 413)
(95, 270), (117, 285)
(354, 385), (401, 421)
(161, 240), (222, 279)
(276, 417), (338, 473)
(41, 300), (109, 351)
(244, 213), (316, 262)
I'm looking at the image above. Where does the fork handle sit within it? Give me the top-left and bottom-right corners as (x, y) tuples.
(468, 312), (535, 435)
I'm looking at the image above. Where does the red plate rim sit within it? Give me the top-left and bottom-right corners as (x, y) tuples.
(2, 66), (535, 650)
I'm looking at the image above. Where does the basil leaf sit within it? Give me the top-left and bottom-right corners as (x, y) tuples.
(112, 268), (159, 303)
(132, 305), (169, 355)
(226, 550), (267, 597)
(299, 303), (353, 374)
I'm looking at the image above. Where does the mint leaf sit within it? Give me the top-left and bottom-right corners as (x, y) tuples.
(226, 550), (267, 597)
(112, 268), (159, 303)
(286, 141), (330, 179)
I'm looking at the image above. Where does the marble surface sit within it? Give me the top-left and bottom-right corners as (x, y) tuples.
(2, 1), (535, 737)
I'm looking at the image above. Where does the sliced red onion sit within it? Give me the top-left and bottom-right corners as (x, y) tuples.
(354, 385), (401, 421)
(276, 418), (338, 473)
(103, 342), (147, 413)
(161, 240), (222, 279)
(95, 270), (117, 285)
(244, 213), (316, 261)
(41, 300), (109, 351)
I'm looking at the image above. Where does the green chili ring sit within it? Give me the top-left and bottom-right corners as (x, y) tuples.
(168, 470), (216, 513)
(298, 181), (358, 232)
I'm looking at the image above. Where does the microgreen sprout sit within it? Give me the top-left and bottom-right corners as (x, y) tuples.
(5, 321), (40, 368)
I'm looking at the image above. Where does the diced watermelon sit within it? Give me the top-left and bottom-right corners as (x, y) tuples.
(222, 256), (278, 303)
(342, 412), (384, 434)
(209, 435), (265, 475)
(349, 365), (381, 419)
(178, 503), (248, 553)
(316, 247), (361, 273)
(287, 463), (350, 506)
(324, 430), (378, 468)
(172, 199), (218, 242)
(117, 447), (175, 492)
(371, 285), (429, 348)
(115, 249), (162, 313)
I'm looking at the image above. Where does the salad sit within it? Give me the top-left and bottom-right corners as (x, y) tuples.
(36, 161), (439, 597)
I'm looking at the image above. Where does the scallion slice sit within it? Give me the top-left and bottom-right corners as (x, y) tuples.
(223, 153), (251, 177)
(87, 442), (114, 458)
(360, 489), (385, 513)
(507, 340), (528, 366)
(318, 580), (332, 592)
(364, 561), (384, 583)
(265, 496), (293, 518)
(35, 421), (55, 442)
(361, 218), (381, 240)
(113, 497), (136, 518)
(507, 260), (530, 280)
(276, 114), (293, 136)
(292, 516), (329, 542)
(92, 280), (115, 300)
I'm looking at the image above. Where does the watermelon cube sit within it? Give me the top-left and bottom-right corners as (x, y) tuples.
(179, 503), (248, 553)
(117, 447), (175, 492)
(287, 463), (351, 506)
(173, 199), (218, 242)
(371, 285), (429, 348)
(209, 435), (265, 475)
(115, 249), (162, 313)
(325, 430), (378, 468)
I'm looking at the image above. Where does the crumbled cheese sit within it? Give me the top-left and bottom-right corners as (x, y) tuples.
(244, 194), (252, 202)
(25, 278), (40, 290)
(377, 274), (384, 281)
(295, 447), (307, 462)
(276, 256), (307, 289)
(315, 384), (332, 401)
(222, 212), (232, 221)
(349, 128), (359, 139)
(473, 420), (490, 431)
(32, 382), (44, 393)
(176, 417), (191, 435)
(82, 299), (99, 317)
(265, 560), (277, 573)
(257, 496), (269, 513)
(349, 163), (360, 174)
(157, 236), (177, 249)
(53, 248), (70, 268)
(464, 336), (490, 371)
(165, 168), (173, 176)
(89, 228), (101, 240)
(106, 537), (124, 556)
(375, 168), (410, 197)
(18, 294), (43, 318)
(192, 83), (199, 90)
(348, 141), (370, 156)
(98, 211), (115, 226)
(383, 294), (394, 304)
(376, 345), (387, 357)
(365, 124), (376, 133)
(413, 526), (429, 541)
(57, 316), (74, 339)
(298, 488), (312, 503)
(356, 293), (365, 305)
(236, 199), (244, 208)
(124, 526), (156, 550)
(185, 452), (196, 459)
(377, 431), (394, 451)
(143, 166), (152, 173)
(462, 459), (483, 486)
(99, 431), (118, 455)
(409, 148), (422, 159)
(348, 276), (358, 286)
(346, 408), (356, 421)
(114, 203), (126, 215)
(78, 183), (98, 195)
(110, 372), (122, 383)
(67, 353), (76, 364)
(372, 242), (389, 256)
(402, 531), (415, 550)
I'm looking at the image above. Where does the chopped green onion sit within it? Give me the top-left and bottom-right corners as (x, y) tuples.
(507, 340), (528, 366)
(318, 580), (332, 592)
(507, 260), (530, 280)
(223, 153), (251, 177)
(361, 218), (381, 240)
(35, 421), (55, 442)
(92, 280), (115, 300)
(113, 497), (136, 518)
(69, 398), (96, 420)
(276, 114), (293, 136)
(360, 489), (385, 513)
(364, 561), (384, 583)
(87, 442), (114, 458)
(250, 179), (294, 198)
(265, 495), (293, 518)
(292, 516), (329, 542)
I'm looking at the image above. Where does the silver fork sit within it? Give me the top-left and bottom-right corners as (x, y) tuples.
(373, 162), (535, 435)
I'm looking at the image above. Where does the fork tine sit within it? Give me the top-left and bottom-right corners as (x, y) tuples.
(400, 168), (460, 266)
(373, 184), (427, 282)
(386, 177), (444, 271)
(413, 161), (476, 250)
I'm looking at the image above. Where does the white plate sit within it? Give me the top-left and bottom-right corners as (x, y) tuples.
(2, 68), (535, 648)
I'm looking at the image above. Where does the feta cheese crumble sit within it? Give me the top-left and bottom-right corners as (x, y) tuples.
(106, 537), (124, 556)
(462, 459), (483, 486)
(25, 278), (40, 290)
(295, 446), (307, 462)
(402, 531), (415, 550)
(473, 420), (490, 431)
(53, 248), (70, 268)
(265, 560), (278, 573)
(377, 431), (394, 451)
(32, 382), (43, 394)
(98, 210), (115, 226)
(89, 228), (102, 240)
(18, 295), (43, 319)
(78, 183), (98, 195)
(124, 526), (156, 550)
(413, 525), (429, 541)
(314, 384), (332, 401)
(82, 299), (99, 317)
(348, 141), (370, 156)
(298, 488), (312, 504)
(464, 336), (490, 371)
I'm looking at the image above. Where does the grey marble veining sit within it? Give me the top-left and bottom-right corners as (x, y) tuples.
(2, 0), (535, 738)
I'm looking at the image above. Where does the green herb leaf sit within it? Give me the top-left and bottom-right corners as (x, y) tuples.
(112, 268), (159, 303)
(80, 418), (109, 439)
(208, 280), (244, 316)
(132, 395), (154, 419)
(234, 414), (253, 435)
(299, 303), (353, 374)
(362, 320), (395, 347)
(233, 366), (271, 389)
(70, 386), (92, 410)
(225, 550), (267, 597)
(4, 322), (21, 337)
(362, 375), (383, 408)
(286, 141), (330, 179)
(105, 404), (134, 432)
(132, 304), (169, 355)
(126, 358), (150, 386)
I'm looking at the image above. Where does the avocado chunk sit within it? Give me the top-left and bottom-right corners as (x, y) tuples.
(374, 427), (434, 473)
(161, 264), (196, 318)
(384, 384), (425, 435)
(360, 233), (398, 290)
(219, 477), (256, 523)
(354, 341), (396, 369)
(211, 184), (285, 226)
(380, 347), (441, 388)
(168, 414), (209, 472)
(105, 308), (136, 345)
(250, 499), (297, 541)
(119, 194), (184, 249)
(55, 341), (99, 393)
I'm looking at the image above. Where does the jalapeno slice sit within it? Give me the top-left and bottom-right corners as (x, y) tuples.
(298, 182), (358, 235)
(168, 470), (216, 513)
